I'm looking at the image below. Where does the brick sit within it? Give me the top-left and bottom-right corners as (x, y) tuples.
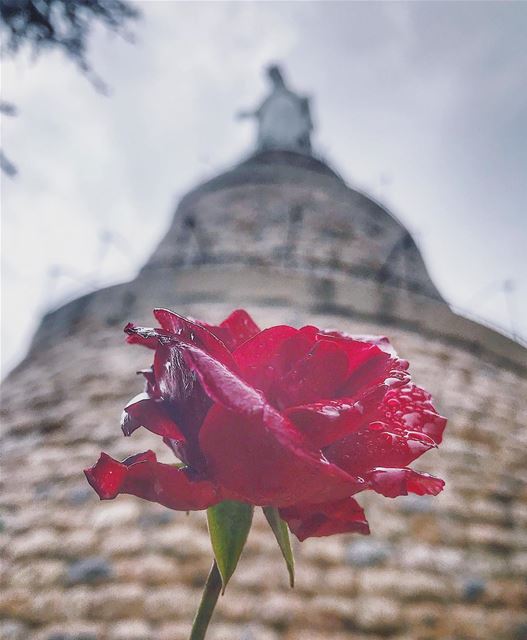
(448, 604), (487, 639)
(321, 565), (356, 593)
(8, 560), (65, 588)
(87, 584), (145, 620)
(305, 594), (356, 630)
(112, 554), (179, 585)
(108, 619), (151, 640)
(402, 603), (448, 638)
(0, 619), (28, 640)
(354, 596), (402, 633)
(143, 586), (198, 622)
(257, 592), (304, 627)
(91, 500), (141, 528)
(101, 528), (145, 557)
(10, 529), (62, 559)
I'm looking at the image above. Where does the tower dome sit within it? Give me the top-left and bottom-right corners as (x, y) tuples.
(1, 66), (526, 640)
(144, 149), (444, 302)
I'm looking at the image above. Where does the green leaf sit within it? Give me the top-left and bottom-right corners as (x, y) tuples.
(207, 500), (253, 592)
(263, 506), (295, 587)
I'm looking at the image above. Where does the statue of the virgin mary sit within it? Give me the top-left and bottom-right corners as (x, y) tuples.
(238, 65), (313, 154)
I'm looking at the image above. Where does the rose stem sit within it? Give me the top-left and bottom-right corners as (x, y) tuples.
(189, 560), (222, 640)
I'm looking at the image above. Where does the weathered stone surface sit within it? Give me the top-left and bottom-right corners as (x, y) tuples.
(89, 584), (145, 620)
(157, 622), (192, 640)
(304, 594), (356, 630)
(66, 557), (112, 585)
(354, 596), (402, 633)
(143, 586), (197, 622)
(0, 619), (28, 640)
(345, 539), (392, 566)
(448, 604), (488, 639)
(462, 577), (486, 602)
(107, 619), (151, 640)
(91, 501), (141, 529)
(112, 553), (179, 585)
(257, 592), (304, 627)
(11, 529), (63, 559)
(320, 566), (356, 593)
(403, 603), (448, 639)
(35, 624), (102, 640)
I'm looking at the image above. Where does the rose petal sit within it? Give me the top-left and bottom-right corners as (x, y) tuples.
(121, 393), (186, 440)
(137, 367), (158, 397)
(366, 467), (445, 498)
(233, 325), (354, 408)
(317, 332), (410, 398)
(383, 384), (447, 444)
(124, 322), (158, 349)
(324, 381), (444, 474)
(340, 349), (409, 397)
(274, 339), (350, 409)
(280, 497), (370, 541)
(182, 344), (266, 416)
(218, 309), (261, 350)
(185, 343), (364, 506)
(151, 345), (211, 470)
(84, 450), (223, 510)
(297, 325), (320, 341)
(285, 385), (386, 449)
(153, 308), (238, 369)
(124, 323), (174, 345)
(320, 333), (386, 374)
(322, 331), (398, 357)
(233, 325), (304, 395)
(153, 344), (193, 403)
(199, 404), (364, 508)
(325, 425), (437, 476)
(162, 436), (189, 463)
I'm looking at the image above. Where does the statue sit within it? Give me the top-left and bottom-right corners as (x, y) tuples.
(238, 65), (313, 154)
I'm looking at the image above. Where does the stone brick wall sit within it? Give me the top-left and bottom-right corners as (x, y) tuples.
(2, 300), (526, 640)
(2, 151), (526, 640)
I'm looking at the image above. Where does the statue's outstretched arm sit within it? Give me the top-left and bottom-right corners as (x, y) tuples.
(301, 97), (314, 130)
(236, 109), (256, 120)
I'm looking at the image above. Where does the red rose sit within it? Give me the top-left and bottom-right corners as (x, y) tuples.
(85, 309), (446, 541)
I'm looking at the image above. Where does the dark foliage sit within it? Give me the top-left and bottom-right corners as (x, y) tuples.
(0, 0), (139, 76)
(0, 0), (139, 175)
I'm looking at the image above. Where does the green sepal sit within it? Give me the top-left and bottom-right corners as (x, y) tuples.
(263, 506), (295, 587)
(207, 500), (253, 593)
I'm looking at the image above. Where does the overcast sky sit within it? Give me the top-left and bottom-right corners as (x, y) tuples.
(2, 1), (526, 376)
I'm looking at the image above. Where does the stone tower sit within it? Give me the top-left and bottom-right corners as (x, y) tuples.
(2, 67), (526, 640)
